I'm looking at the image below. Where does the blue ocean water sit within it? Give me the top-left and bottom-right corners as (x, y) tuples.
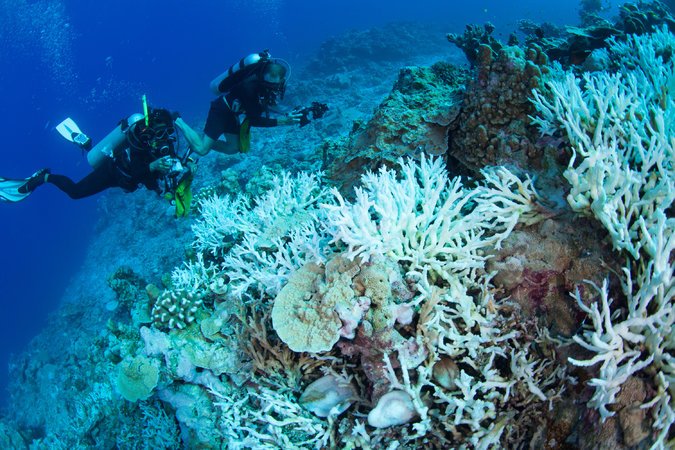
(0, 0), (620, 407)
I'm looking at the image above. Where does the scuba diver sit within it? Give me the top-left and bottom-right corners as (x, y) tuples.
(0, 98), (195, 216)
(175, 50), (305, 155)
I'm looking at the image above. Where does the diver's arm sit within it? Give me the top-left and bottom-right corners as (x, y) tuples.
(276, 112), (303, 126)
(175, 118), (210, 156)
(248, 111), (302, 127)
(175, 118), (239, 155)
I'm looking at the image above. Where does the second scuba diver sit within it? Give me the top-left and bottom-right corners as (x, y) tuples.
(0, 100), (194, 215)
(175, 50), (304, 155)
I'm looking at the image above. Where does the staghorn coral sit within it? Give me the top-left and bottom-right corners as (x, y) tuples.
(191, 171), (332, 302)
(531, 25), (675, 448)
(324, 155), (546, 285)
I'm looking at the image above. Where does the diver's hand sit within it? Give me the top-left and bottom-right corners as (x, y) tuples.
(150, 156), (174, 173)
(277, 111), (303, 126)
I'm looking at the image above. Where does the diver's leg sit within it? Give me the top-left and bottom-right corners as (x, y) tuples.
(47, 164), (117, 199)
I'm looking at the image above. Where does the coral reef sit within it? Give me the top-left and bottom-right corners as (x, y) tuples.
(324, 64), (466, 193)
(521, 0), (675, 66)
(124, 156), (564, 448)
(305, 22), (450, 77)
(5, 9), (674, 450)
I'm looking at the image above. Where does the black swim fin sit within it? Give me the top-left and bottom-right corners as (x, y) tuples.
(0, 169), (49, 202)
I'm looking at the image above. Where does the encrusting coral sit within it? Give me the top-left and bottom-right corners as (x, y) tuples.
(116, 355), (160, 402)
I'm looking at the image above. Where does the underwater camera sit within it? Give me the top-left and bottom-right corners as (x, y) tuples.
(295, 102), (329, 127)
(168, 158), (184, 177)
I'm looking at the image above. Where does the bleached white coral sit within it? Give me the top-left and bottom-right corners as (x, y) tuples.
(191, 171), (333, 302)
(324, 155), (546, 285)
(531, 25), (675, 447)
(568, 280), (656, 418)
(530, 25), (674, 260)
(170, 252), (218, 294)
(192, 194), (253, 257)
(142, 150), (566, 449)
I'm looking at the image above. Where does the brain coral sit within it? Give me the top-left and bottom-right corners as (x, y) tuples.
(271, 261), (349, 353)
(272, 255), (410, 353)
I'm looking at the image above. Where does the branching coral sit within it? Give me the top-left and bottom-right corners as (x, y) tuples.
(531, 25), (675, 447)
(139, 156), (561, 448)
(324, 155), (545, 285)
(191, 171), (333, 303)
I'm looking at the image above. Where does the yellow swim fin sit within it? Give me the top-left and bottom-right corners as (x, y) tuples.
(239, 118), (251, 153)
(172, 173), (194, 218)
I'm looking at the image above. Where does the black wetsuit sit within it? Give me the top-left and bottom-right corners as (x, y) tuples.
(47, 143), (164, 199)
(204, 77), (278, 140)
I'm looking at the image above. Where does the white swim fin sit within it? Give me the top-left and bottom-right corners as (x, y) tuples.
(56, 118), (92, 150)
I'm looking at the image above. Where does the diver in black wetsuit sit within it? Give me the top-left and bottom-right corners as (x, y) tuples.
(175, 50), (303, 156)
(15, 108), (189, 200)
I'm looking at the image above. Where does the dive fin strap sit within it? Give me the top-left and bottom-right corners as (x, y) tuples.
(56, 118), (92, 150)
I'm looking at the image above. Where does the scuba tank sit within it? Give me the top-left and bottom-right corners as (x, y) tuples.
(210, 50), (272, 95)
(86, 113), (144, 168)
